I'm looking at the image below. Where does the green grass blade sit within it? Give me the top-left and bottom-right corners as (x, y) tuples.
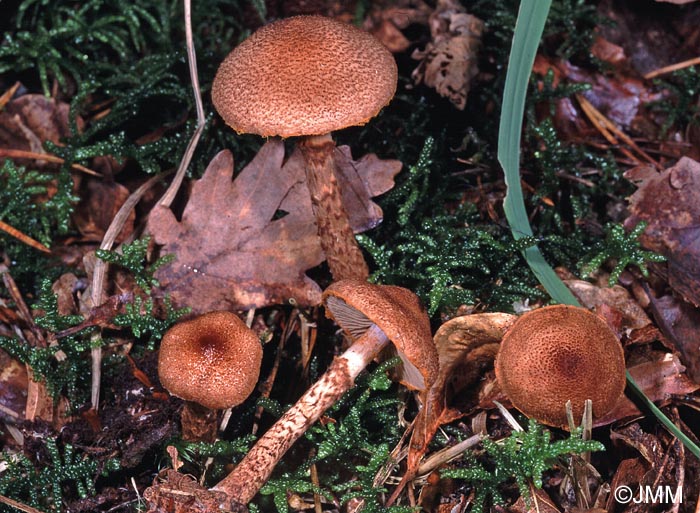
(497, 0), (577, 306)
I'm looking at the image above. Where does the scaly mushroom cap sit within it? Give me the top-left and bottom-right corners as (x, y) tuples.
(158, 311), (262, 410)
(212, 15), (398, 138)
(495, 305), (626, 428)
(322, 280), (438, 392)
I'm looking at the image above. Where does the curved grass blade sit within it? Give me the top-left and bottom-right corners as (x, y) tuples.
(497, 0), (577, 306)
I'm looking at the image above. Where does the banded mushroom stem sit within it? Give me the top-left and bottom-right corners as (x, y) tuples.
(299, 133), (370, 282)
(212, 323), (389, 510)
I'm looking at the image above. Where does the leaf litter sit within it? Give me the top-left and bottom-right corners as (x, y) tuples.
(147, 139), (401, 312)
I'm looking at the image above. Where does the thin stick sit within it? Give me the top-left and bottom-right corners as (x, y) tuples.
(575, 94), (661, 170)
(644, 56), (700, 80)
(0, 220), (51, 253)
(0, 494), (44, 513)
(158, 0), (207, 209)
(0, 148), (101, 176)
(0, 81), (20, 109)
(90, 172), (170, 411)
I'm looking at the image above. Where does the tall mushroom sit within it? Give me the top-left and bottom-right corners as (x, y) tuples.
(212, 15), (398, 282)
(494, 305), (626, 429)
(158, 311), (263, 442)
(211, 280), (438, 511)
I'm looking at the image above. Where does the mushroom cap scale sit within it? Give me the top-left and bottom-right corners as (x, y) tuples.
(322, 280), (438, 391)
(212, 15), (398, 138)
(158, 311), (262, 410)
(495, 305), (626, 428)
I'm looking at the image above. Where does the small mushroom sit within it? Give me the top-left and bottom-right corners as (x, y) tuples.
(494, 305), (626, 429)
(158, 311), (262, 442)
(212, 15), (398, 282)
(211, 280), (438, 511)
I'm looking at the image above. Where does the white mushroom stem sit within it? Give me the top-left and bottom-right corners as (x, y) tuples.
(212, 323), (389, 510)
(299, 133), (370, 282)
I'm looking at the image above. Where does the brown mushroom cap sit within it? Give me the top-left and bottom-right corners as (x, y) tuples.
(158, 311), (262, 410)
(495, 305), (626, 428)
(212, 15), (398, 138)
(322, 280), (438, 391)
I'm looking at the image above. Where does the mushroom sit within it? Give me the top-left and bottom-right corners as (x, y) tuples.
(211, 15), (398, 282)
(494, 305), (626, 429)
(211, 279), (438, 511)
(158, 311), (262, 442)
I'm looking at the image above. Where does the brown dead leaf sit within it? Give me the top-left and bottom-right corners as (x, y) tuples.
(608, 420), (685, 513)
(0, 348), (28, 422)
(405, 313), (517, 491)
(147, 140), (401, 313)
(594, 352), (699, 426)
(590, 35), (627, 66)
(646, 292), (700, 383)
(625, 157), (700, 306)
(363, 0), (432, 53)
(533, 56), (664, 136)
(411, 0), (483, 110)
(566, 279), (652, 330)
(73, 178), (135, 242)
(0, 94), (75, 159)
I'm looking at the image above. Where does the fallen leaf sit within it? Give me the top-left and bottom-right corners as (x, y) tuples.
(363, 0), (432, 53)
(594, 352), (699, 426)
(0, 94), (76, 159)
(73, 178), (135, 242)
(0, 348), (28, 422)
(411, 0), (483, 110)
(646, 292), (700, 383)
(533, 56), (664, 136)
(625, 157), (700, 306)
(406, 313), (516, 489)
(147, 140), (401, 313)
(608, 420), (685, 513)
(565, 279), (652, 331)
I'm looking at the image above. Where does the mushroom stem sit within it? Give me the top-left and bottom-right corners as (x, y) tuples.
(180, 401), (218, 443)
(299, 133), (370, 282)
(212, 323), (389, 509)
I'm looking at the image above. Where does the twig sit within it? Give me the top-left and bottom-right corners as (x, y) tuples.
(90, 172), (170, 411)
(0, 220), (51, 254)
(0, 148), (101, 176)
(0, 82), (21, 110)
(575, 94), (661, 170)
(0, 494), (44, 513)
(157, 0), (207, 209)
(644, 56), (700, 80)
(0, 266), (46, 348)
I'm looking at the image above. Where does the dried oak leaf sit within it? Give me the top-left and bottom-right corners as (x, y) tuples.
(625, 157), (700, 306)
(411, 0), (483, 110)
(147, 139), (400, 313)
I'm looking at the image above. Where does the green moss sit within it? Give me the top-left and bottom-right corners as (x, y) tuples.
(442, 420), (604, 513)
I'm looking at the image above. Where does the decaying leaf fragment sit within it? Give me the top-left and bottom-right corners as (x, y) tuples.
(625, 157), (700, 306)
(411, 0), (483, 110)
(147, 140), (401, 313)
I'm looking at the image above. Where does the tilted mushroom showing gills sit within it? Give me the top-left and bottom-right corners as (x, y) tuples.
(158, 311), (262, 442)
(495, 305), (626, 429)
(212, 15), (398, 282)
(211, 280), (438, 512)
